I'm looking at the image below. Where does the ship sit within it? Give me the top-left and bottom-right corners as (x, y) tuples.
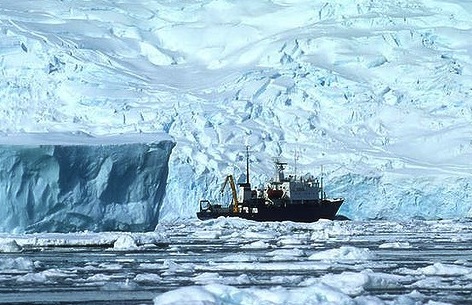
(197, 148), (344, 222)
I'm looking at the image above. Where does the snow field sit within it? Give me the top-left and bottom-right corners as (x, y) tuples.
(1, 0), (472, 223)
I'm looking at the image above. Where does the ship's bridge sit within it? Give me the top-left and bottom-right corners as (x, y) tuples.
(270, 161), (322, 202)
(276, 177), (321, 201)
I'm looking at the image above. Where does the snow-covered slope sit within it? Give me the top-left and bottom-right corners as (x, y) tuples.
(1, 0), (472, 225)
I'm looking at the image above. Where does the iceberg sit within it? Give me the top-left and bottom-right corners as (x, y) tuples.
(0, 133), (174, 233)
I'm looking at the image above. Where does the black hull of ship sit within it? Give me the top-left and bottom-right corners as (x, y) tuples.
(197, 199), (344, 223)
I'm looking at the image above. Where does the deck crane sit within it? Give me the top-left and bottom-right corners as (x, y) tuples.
(220, 175), (239, 213)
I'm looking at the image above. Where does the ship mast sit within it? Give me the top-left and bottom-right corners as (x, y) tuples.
(294, 149), (299, 180)
(320, 165), (324, 200)
(246, 145), (250, 184)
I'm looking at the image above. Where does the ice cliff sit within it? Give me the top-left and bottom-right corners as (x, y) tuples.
(0, 133), (174, 233)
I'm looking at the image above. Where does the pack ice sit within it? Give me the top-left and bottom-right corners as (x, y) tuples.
(0, 133), (174, 233)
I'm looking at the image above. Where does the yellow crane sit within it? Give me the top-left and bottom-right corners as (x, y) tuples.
(220, 175), (239, 213)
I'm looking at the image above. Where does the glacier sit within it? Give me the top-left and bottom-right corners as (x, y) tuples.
(0, 0), (472, 231)
(0, 133), (174, 233)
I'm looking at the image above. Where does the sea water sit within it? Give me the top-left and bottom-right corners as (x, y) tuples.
(0, 218), (471, 304)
